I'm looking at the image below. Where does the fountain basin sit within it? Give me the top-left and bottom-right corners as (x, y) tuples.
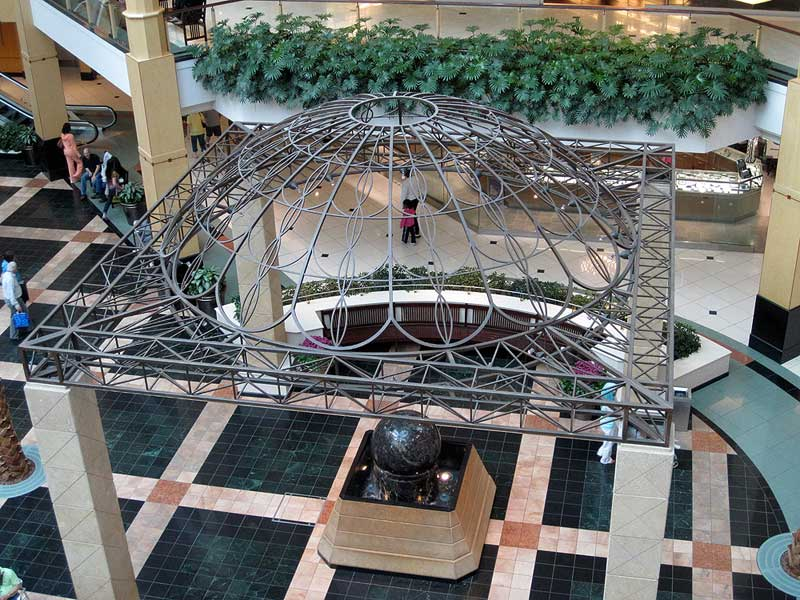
(318, 429), (496, 579)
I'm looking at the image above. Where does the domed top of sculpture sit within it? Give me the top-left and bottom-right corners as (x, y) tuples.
(371, 412), (442, 476)
(162, 93), (637, 354)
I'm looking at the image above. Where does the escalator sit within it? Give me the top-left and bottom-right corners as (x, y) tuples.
(0, 72), (118, 145)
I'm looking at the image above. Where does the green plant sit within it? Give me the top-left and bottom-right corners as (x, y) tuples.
(19, 126), (38, 147)
(192, 15), (769, 137)
(0, 123), (26, 152)
(233, 295), (241, 321)
(186, 265), (219, 296)
(115, 182), (145, 206)
(674, 321), (701, 360)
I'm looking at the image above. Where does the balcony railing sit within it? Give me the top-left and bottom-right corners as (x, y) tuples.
(41, 0), (800, 82)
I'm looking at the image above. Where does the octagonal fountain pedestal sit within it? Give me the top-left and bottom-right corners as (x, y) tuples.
(318, 415), (496, 580)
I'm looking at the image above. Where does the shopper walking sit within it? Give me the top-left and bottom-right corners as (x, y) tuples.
(186, 112), (206, 156)
(0, 565), (23, 600)
(203, 110), (222, 141)
(400, 168), (424, 237)
(79, 147), (102, 200)
(596, 381), (620, 465)
(400, 200), (416, 244)
(2, 262), (27, 342)
(58, 123), (82, 184)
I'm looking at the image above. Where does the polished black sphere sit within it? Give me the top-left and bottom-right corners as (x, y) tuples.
(371, 412), (442, 476)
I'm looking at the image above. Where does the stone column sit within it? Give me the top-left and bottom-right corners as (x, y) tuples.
(24, 382), (139, 600)
(14, 0), (69, 179)
(604, 443), (673, 600)
(229, 196), (286, 344)
(123, 0), (196, 256)
(750, 75), (800, 361)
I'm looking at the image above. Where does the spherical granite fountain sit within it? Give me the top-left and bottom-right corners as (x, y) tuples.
(318, 412), (496, 579)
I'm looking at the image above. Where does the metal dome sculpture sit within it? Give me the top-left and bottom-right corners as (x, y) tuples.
(21, 93), (676, 446)
(163, 93), (635, 352)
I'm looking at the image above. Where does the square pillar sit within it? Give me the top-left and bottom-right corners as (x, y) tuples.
(24, 382), (139, 600)
(604, 443), (672, 600)
(230, 197), (286, 343)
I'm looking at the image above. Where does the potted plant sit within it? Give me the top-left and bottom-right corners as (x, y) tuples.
(0, 123), (23, 155)
(116, 181), (148, 225)
(19, 126), (38, 165)
(186, 265), (221, 317)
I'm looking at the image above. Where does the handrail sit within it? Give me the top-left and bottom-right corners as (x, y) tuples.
(0, 90), (100, 145)
(165, 0), (800, 31)
(0, 73), (118, 130)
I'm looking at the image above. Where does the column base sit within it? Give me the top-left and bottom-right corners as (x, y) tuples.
(748, 295), (800, 363)
(37, 137), (67, 181)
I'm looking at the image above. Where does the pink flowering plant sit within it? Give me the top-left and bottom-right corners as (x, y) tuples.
(560, 360), (606, 396)
(295, 335), (333, 372)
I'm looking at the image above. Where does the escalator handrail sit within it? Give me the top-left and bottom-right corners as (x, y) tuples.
(0, 93), (100, 146)
(0, 72), (117, 130)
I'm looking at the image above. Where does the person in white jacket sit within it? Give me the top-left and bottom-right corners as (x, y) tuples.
(596, 381), (621, 465)
(2, 262), (26, 341)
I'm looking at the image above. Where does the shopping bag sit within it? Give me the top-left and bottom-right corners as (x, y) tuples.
(12, 311), (30, 330)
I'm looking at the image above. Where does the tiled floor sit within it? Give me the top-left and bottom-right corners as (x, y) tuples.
(98, 392), (206, 479)
(665, 449), (693, 542)
(658, 564), (693, 600)
(49, 243), (116, 291)
(136, 507), (312, 600)
(0, 165), (796, 600)
(0, 487), (74, 597)
(529, 551), (606, 600)
(195, 408), (358, 496)
(543, 439), (614, 531)
(326, 545), (497, 600)
(3, 188), (98, 231)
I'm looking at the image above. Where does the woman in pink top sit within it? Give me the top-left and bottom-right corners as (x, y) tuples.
(400, 199), (416, 244)
(58, 123), (82, 183)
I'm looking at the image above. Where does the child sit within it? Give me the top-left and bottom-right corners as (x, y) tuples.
(400, 200), (416, 244)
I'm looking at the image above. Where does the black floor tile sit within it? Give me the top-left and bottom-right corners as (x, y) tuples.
(326, 545), (497, 600)
(4, 187), (97, 230)
(0, 235), (66, 286)
(3, 380), (32, 440)
(439, 427), (521, 521)
(542, 439), (614, 531)
(657, 564), (692, 600)
(727, 454), (788, 548)
(98, 392), (205, 479)
(119, 498), (145, 531)
(665, 449), (692, 541)
(0, 185), (20, 204)
(529, 550), (605, 600)
(0, 487), (75, 598)
(0, 157), (40, 178)
(49, 243), (116, 291)
(196, 407), (357, 497)
(732, 572), (795, 600)
(0, 302), (58, 361)
(136, 507), (312, 600)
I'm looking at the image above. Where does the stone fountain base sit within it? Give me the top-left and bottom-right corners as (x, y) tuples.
(318, 441), (495, 580)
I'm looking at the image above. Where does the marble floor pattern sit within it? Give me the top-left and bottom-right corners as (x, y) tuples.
(0, 165), (795, 600)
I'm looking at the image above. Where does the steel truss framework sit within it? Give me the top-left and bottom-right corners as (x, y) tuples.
(21, 94), (675, 446)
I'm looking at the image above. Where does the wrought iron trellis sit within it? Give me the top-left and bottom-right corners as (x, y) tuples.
(20, 94), (675, 446)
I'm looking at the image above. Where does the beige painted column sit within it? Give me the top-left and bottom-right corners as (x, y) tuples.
(230, 197), (286, 344)
(14, 0), (67, 139)
(750, 75), (800, 362)
(122, 0), (187, 212)
(24, 382), (139, 600)
(604, 443), (673, 600)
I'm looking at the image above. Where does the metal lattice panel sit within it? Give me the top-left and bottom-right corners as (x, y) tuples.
(21, 94), (675, 446)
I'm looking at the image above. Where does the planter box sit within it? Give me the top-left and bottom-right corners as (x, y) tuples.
(674, 336), (731, 391)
